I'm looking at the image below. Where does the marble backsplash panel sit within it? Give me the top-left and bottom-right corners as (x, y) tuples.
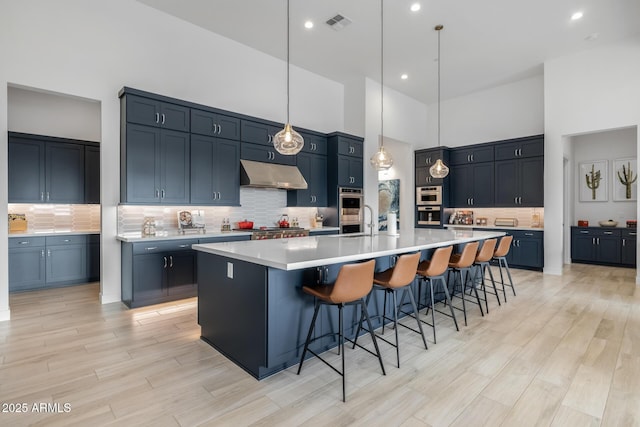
(8, 204), (101, 232)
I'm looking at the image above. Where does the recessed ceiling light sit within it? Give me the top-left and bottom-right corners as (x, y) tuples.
(410, 3), (421, 12)
(304, 20), (314, 29)
(401, 74), (408, 80)
(571, 11), (583, 21)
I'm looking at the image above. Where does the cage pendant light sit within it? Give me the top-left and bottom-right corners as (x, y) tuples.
(370, 0), (393, 171)
(274, 0), (304, 155)
(429, 25), (449, 179)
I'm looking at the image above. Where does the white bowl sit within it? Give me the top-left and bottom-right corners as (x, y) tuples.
(598, 220), (618, 227)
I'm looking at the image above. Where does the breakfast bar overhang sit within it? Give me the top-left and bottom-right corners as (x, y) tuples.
(193, 229), (505, 379)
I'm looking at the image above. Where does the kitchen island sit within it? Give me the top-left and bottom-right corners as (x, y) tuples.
(193, 229), (504, 379)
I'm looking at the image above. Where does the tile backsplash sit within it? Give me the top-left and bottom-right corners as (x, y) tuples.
(444, 207), (544, 228)
(8, 204), (101, 232)
(118, 188), (320, 233)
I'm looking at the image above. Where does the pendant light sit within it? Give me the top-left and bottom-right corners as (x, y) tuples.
(429, 25), (449, 179)
(274, 0), (304, 155)
(370, 0), (393, 171)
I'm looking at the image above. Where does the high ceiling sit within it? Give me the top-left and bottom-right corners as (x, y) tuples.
(137, 0), (640, 105)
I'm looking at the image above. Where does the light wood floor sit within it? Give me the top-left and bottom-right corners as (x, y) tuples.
(1, 263), (639, 426)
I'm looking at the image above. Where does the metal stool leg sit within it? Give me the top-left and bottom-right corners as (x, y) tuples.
(339, 303), (345, 402)
(361, 298), (386, 376)
(428, 277), (436, 343)
(440, 276), (459, 331)
(404, 287), (428, 350)
(298, 300), (321, 374)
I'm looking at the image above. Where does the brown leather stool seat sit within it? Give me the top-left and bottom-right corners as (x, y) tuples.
(447, 241), (482, 326)
(492, 235), (516, 301)
(352, 252), (426, 368)
(297, 259), (385, 402)
(415, 245), (457, 343)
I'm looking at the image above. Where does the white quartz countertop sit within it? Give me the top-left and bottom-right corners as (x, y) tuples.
(9, 229), (100, 238)
(116, 227), (339, 243)
(192, 229), (505, 271)
(443, 224), (544, 232)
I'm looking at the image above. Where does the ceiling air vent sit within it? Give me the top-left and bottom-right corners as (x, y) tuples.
(326, 14), (353, 31)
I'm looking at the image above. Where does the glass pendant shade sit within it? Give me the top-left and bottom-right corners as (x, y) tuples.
(274, 123), (304, 155)
(370, 145), (393, 170)
(429, 158), (449, 178)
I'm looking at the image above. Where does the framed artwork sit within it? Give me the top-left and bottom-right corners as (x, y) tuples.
(378, 179), (399, 231)
(579, 160), (608, 202)
(613, 157), (637, 201)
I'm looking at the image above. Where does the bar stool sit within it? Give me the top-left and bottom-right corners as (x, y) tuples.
(492, 235), (516, 302)
(353, 252), (426, 368)
(471, 238), (500, 314)
(415, 245), (457, 344)
(297, 259), (385, 402)
(447, 241), (482, 326)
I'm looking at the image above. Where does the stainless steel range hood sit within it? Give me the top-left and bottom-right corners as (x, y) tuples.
(240, 159), (308, 190)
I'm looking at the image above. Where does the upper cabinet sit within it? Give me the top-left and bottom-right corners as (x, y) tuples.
(327, 132), (364, 207)
(126, 95), (190, 132)
(415, 148), (449, 186)
(190, 135), (240, 206)
(299, 132), (327, 155)
(494, 136), (544, 207)
(494, 136), (543, 161)
(449, 145), (494, 165)
(8, 133), (94, 204)
(191, 109), (240, 140)
(287, 152), (327, 207)
(85, 145), (101, 204)
(240, 120), (283, 146)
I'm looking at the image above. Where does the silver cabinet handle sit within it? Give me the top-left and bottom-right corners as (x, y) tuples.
(268, 135), (272, 143)
(161, 189), (165, 199)
(524, 233), (533, 236)
(603, 231), (613, 235)
(515, 149), (518, 156)
(597, 238), (600, 245)
(592, 237), (595, 245)
(467, 154), (470, 162)
(212, 192), (217, 200)
(155, 189), (160, 198)
(514, 197), (518, 204)
(41, 192), (44, 201)
(161, 113), (165, 124)
(471, 154), (474, 162)
(217, 192), (221, 200)
(623, 239), (626, 247)
(47, 249), (51, 257)
(519, 149), (522, 156)
(580, 230), (589, 234)
(155, 113), (160, 123)
(46, 192), (50, 201)
(179, 244), (189, 248)
(163, 256), (167, 268)
(630, 232), (637, 236)
(63, 239), (71, 242)
(19, 241), (29, 245)
(217, 124), (222, 134)
(41, 249), (45, 258)
(169, 255), (173, 268)
(145, 247), (158, 251)
(471, 198), (474, 205)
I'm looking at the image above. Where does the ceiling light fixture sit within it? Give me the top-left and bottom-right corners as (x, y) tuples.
(411, 3), (421, 12)
(370, 0), (393, 171)
(304, 20), (313, 29)
(571, 11), (583, 20)
(429, 25), (449, 179)
(274, 0), (304, 155)
(401, 73), (408, 80)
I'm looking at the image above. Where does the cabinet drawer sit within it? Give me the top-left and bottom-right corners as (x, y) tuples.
(337, 138), (363, 157)
(46, 235), (87, 246)
(573, 227), (621, 237)
(9, 237), (46, 248)
(199, 235), (251, 244)
(132, 239), (198, 255)
(494, 137), (544, 160)
(450, 146), (494, 165)
(510, 230), (543, 240)
(622, 229), (637, 238)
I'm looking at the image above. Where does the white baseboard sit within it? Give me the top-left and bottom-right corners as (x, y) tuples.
(0, 308), (11, 322)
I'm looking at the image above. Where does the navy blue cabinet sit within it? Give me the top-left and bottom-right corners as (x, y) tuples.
(287, 152), (327, 207)
(125, 94), (190, 132)
(507, 230), (544, 270)
(190, 135), (240, 205)
(240, 120), (282, 146)
(300, 133), (327, 155)
(122, 124), (190, 204)
(495, 157), (544, 207)
(8, 133), (88, 204)
(191, 109), (240, 140)
(570, 227), (630, 266)
(450, 162), (494, 207)
(449, 145), (494, 165)
(415, 148), (449, 186)
(494, 136), (543, 161)
(240, 142), (296, 165)
(85, 145), (100, 204)
(46, 235), (87, 284)
(8, 237), (46, 291)
(87, 234), (100, 282)
(122, 239), (198, 308)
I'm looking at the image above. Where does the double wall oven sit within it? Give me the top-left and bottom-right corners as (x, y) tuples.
(338, 187), (364, 234)
(416, 186), (442, 226)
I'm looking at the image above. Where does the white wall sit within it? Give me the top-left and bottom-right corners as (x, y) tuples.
(571, 127), (637, 225)
(0, 0), (345, 318)
(420, 75), (544, 150)
(545, 36), (640, 277)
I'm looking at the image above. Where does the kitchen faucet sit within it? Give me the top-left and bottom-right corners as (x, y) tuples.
(364, 204), (374, 236)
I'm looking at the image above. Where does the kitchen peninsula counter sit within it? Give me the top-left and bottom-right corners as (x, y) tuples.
(194, 229), (504, 379)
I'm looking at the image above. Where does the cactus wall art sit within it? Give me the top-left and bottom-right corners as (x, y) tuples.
(579, 160), (608, 202)
(613, 158), (637, 201)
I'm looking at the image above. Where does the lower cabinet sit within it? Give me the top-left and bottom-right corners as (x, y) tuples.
(571, 227), (635, 267)
(507, 230), (544, 270)
(9, 234), (100, 292)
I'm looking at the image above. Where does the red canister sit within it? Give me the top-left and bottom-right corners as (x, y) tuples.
(577, 220), (589, 227)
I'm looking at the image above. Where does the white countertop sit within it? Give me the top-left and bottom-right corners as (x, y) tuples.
(443, 224), (544, 232)
(115, 227), (339, 243)
(192, 229), (505, 271)
(8, 229), (100, 238)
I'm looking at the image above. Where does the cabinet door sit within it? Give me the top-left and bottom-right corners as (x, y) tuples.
(85, 145), (100, 204)
(289, 152), (312, 205)
(337, 137), (363, 157)
(8, 138), (46, 203)
(166, 251), (197, 296)
(191, 109), (240, 140)
(240, 143), (295, 165)
(494, 159), (518, 206)
(9, 247), (46, 291)
(87, 236), (100, 282)
(46, 244), (87, 284)
(159, 130), (190, 204)
(310, 154), (328, 206)
(190, 135), (216, 204)
(571, 232), (595, 261)
(159, 103), (190, 132)
(449, 165), (471, 207)
(416, 167), (440, 186)
(621, 236), (637, 265)
(519, 157), (544, 206)
(214, 138), (241, 205)
(597, 235), (621, 264)
(450, 146), (493, 165)
(300, 134), (327, 155)
(125, 124), (161, 203)
(349, 158), (363, 188)
(46, 142), (85, 203)
(133, 253), (167, 301)
(512, 237), (543, 268)
(471, 163), (494, 206)
(126, 95), (161, 127)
